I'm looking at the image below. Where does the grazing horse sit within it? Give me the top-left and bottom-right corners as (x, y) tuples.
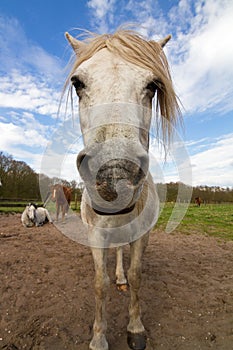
(21, 203), (52, 227)
(65, 29), (181, 350)
(51, 184), (72, 221)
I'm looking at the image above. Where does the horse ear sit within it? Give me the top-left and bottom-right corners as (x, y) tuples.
(65, 32), (84, 53)
(158, 34), (172, 48)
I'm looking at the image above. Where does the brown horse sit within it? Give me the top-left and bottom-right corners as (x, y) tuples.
(195, 197), (201, 207)
(51, 184), (72, 221)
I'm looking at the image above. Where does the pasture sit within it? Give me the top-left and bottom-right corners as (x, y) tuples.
(0, 200), (79, 214)
(0, 204), (233, 349)
(156, 203), (233, 240)
(0, 201), (43, 214)
(1, 202), (232, 240)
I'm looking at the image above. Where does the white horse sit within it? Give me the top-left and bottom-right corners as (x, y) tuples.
(21, 203), (52, 227)
(65, 29), (181, 350)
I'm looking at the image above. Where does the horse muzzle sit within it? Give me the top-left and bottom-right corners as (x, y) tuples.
(77, 140), (149, 213)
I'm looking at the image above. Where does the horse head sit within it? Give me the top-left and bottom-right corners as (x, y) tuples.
(51, 184), (60, 202)
(66, 30), (179, 214)
(27, 203), (37, 221)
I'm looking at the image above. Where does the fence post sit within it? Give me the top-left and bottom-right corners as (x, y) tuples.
(74, 192), (77, 210)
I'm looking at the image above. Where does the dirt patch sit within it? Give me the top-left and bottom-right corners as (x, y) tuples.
(0, 213), (233, 349)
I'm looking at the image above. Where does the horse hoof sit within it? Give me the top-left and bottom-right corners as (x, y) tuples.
(117, 283), (128, 292)
(127, 332), (146, 350)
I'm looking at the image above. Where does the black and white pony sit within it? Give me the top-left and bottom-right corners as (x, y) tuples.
(21, 203), (53, 227)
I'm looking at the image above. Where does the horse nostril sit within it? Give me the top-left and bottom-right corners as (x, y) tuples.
(139, 154), (149, 174)
(77, 151), (88, 170)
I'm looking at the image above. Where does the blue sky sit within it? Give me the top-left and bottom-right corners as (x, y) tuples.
(0, 0), (232, 187)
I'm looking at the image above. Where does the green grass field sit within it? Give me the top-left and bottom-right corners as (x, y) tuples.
(1, 201), (232, 240)
(0, 201), (79, 214)
(0, 201), (43, 214)
(156, 203), (233, 240)
(0, 206), (26, 214)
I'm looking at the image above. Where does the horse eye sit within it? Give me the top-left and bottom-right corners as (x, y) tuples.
(146, 81), (157, 94)
(71, 76), (85, 93)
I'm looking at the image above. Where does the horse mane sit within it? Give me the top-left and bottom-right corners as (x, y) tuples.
(65, 28), (182, 144)
(29, 202), (38, 209)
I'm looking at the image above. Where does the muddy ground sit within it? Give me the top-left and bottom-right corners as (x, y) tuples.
(0, 213), (233, 350)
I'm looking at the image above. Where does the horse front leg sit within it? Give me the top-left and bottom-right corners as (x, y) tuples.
(116, 247), (128, 291)
(127, 233), (149, 350)
(90, 247), (110, 350)
(56, 203), (59, 221)
(61, 204), (66, 222)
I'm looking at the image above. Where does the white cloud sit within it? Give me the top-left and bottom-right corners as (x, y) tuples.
(188, 133), (233, 187)
(149, 132), (233, 188)
(167, 0), (233, 114)
(0, 120), (48, 149)
(0, 108), (53, 157)
(0, 16), (63, 78)
(87, 0), (116, 32)
(0, 16), (65, 117)
(0, 70), (61, 116)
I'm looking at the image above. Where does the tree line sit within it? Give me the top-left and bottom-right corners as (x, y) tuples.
(157, 182), (233, 204)
(0, 152), (232, 203)
(0, 152), (80, 201)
